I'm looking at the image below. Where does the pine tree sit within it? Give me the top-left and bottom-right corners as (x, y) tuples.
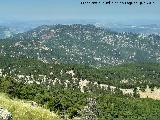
(81, 97), (98, 120)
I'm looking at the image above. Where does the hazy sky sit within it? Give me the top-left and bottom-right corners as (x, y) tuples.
(0, 0), (159, 22)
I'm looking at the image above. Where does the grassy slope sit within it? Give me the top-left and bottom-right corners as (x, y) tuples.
(0, 93), (59, 120)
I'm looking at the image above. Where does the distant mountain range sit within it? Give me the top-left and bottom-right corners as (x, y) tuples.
(1, 19), (160, 38)
(106, 24), (160, 35)
(0, 26), (18, 39)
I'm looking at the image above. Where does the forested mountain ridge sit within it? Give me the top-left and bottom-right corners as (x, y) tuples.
(0, 24), (160, 66)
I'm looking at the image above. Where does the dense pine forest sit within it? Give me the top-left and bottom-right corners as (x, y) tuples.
(0, 56), (160, 119)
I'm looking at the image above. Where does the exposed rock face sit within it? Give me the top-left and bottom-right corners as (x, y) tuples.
(0, 107), (12, 120)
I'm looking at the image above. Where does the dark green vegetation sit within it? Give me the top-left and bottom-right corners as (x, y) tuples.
(0, 56), (160, 119)
(0, 55), (160, 89)
(0, 24), (160, 66)
(0, 74), (160, 120)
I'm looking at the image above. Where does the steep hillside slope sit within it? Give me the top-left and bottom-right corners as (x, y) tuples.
(0, 24), (160, 66)
(0, 93), (59, 120)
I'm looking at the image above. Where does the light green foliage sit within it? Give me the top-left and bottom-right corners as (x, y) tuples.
(0, 93), (59, 120)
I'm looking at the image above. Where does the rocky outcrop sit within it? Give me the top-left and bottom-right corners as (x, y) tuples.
(0, 107), (12, 120)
